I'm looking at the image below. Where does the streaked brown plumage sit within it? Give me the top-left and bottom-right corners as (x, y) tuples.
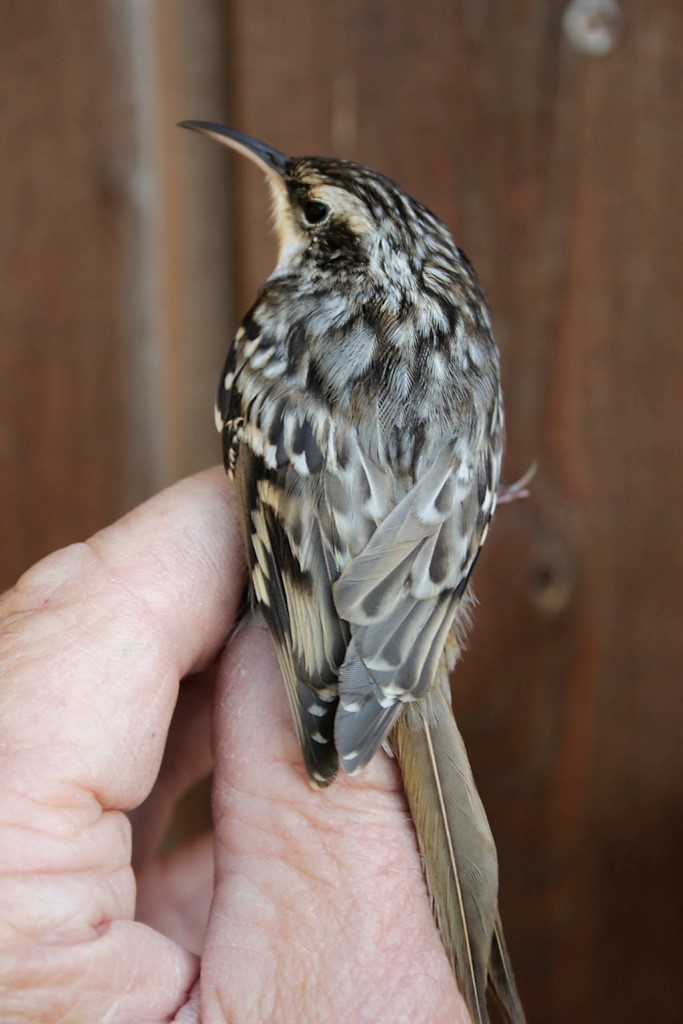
(181, 120), (525, 1024)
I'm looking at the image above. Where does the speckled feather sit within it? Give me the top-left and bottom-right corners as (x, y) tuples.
(184, 122), (524, 1024)
(218, 253), (503, 778)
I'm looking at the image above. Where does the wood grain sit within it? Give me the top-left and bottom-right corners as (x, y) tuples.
(0, 1), (231, 590)
(0, 5), (129, 587)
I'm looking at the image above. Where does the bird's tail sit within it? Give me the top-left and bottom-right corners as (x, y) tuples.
(390, 685), (525, 1024)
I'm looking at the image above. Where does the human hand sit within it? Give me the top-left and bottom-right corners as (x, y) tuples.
(0, 468), (468, 1023)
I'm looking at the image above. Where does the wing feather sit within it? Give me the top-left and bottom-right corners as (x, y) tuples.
(333, 436), (498, 769)
(233, 444), (345, 785)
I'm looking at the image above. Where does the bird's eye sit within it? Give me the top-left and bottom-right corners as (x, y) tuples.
(303, 200), (330, 225)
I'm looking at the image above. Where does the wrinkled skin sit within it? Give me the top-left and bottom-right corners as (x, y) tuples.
(0, 468), (467, 1024)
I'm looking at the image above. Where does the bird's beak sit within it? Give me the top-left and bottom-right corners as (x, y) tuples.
(178, 121), (287, 187)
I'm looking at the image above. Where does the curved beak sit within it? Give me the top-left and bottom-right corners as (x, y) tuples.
(178, 121), (288, 183)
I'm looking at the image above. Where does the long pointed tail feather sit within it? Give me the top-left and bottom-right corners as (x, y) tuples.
(489, 916), (526, 1024)
(390, 683), (526, 1024)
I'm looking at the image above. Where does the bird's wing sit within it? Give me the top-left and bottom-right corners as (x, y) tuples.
(232, 446), (346, 784)
(333, 432), (500, 773)
(216, 315), (351, 784)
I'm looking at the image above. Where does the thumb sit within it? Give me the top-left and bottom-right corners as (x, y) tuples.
(200, 613), (469, 1024)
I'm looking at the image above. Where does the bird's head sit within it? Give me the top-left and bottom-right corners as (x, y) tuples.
(179, 121), (456, 293)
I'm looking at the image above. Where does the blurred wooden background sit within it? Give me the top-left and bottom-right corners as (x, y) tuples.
(2, 2), (682, 1022)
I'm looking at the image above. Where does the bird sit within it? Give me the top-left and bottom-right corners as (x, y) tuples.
(180, 120), (526, 1024)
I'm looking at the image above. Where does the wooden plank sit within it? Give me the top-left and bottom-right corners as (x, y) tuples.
(0, 4), (128, 588)
(151, 0), (234, 482)
(0, 1), (231, 590)
(225, 2), (683, 1021)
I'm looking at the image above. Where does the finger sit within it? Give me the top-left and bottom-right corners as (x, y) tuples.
(0, 466), (245, 814)
(1, 922), (197, 1024)
(201, 615), (467, 1023)
(0, 468), (242, 1023)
